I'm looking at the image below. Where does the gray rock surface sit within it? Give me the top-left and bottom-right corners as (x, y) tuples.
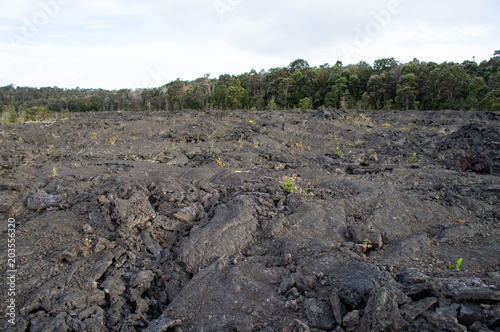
(1, 109), (498, 331)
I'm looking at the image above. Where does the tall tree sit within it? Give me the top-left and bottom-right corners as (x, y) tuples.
(425, 62), (469, 109)
(396, 73), (418, 110)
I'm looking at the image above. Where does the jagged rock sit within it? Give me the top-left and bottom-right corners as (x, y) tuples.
(88, 251), (114, 282)
(258, 327), (275, 332)
(177, 195), (258, 273)
(130, 270), (155, 288)
(106, 296), (126, 328)
(303, 298), (335, 330)
(400, 297), (438, 322)
(282, 319), (310, 332)
(343, 310), (361, 330)
(397, 268), (430, 284)
(93, 237), (109, 253)
(140, 229), (163, 256)
(4, 109), (500, 332)
(0, 191), (20, 213)
(153, 258), (284, 331)
(458, 303), (483, 327)
(359, 286), (407, 332)
(279, 272), (300, 295)
(165, 152), (190, 166)
(29, 312), (70, 332)
(329, 288), (345, 326)
(26, 190), (63, 210)
(83, 223), (94, 234)
(82, 306), (107, 331)
(469, 321), (494, 332)
(173, 205), (197, 223)
(53, 247), (79, 263)
(280, 201), (347, 256)
(423, 311), (468, 332)
(110, 191), (156, 229)
(101, 272), (126, 296)
(330, 261), (398, 310)
(144, 317), (182, 332)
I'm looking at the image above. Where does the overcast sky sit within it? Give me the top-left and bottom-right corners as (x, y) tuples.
(1, 0), (498, 90)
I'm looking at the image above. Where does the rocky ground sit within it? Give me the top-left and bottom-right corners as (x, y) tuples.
(0, 108), (499, 332)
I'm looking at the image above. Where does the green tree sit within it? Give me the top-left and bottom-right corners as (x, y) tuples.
(396, 73), (418, 110)
(374, 57), (398, 73)
(465, 77), (487, 110)
(361, 92), (370, 110)
(166, 79), (188, 110)
(184, 83), (208, 110)
(367, 74), (383, 109)
(298, 97), (312, 109)
(425, 62), (469, 109)
(314, 63), (332, 107)
(288, 59), (310, 73)
(279, 77), (293, 109)
(224, 79), (248, 109)
(325, 76), (348, 108)
(481, 87), (500, 111)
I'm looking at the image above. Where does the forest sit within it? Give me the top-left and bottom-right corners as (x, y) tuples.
(1, 56), (499, 123)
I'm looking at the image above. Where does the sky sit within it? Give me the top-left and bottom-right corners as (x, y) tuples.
(0, 0), (498, 90)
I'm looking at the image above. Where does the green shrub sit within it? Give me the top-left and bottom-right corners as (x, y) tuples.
(24, 106), (50, 122)
(281, 176), (296, 193)
(0, 105), (18, 124)
(298, 97), (312, 109)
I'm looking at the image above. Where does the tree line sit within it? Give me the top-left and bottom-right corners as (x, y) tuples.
(1, 56), (499, 122)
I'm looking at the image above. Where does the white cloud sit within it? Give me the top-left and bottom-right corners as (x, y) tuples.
(1, 0), (498, 89)
(387, 21), (491, 43)
(0, 41), (287, 89)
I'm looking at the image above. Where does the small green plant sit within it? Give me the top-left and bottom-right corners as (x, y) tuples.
(91, 133), (98, 142)
(448, 258), (463, 270)
(322, 141), (329, 152)
(281, 176), (296, 193)
(332, 147), (344, 157)
(106, 135), (117, 145)
(437, 155), (445, 163)
(148, 128), (154, 136)
(253, 141), (259, 148)
(363, 239), (373, 248)
(50, 167), (57, 178)
(60, 109), (70, 120)
(84, 238), (92, 251)
(408, 152), (419, 164)
(290, 140), (307, 154)
(216, 157), (225, 167)
(249, 120), (256, 125)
